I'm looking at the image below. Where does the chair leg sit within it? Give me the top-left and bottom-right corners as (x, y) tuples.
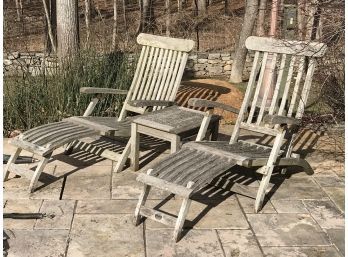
(173, 181), (194, 242)
(134, 169), (153, 225)
(28, 153), (51, 193)
(4, 148), (22, 181)
(210, 121), (219, 141)
(254, 166), (273, 213)
(114, 141), (131, 173)
(173, 196), (192, 242)
(134, 184), (151, 226)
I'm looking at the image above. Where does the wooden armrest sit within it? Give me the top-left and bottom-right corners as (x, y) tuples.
(130, 100), (176, 107)
(80, 87), (128, 95)
(263, 115), (301, 125)
(188, 98), (239, 114)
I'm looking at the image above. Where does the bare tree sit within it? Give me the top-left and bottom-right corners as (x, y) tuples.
(15, 0), (23, 21)
(42, 0), (57, 53)
(85, 0), (91, 47)
(256, 0), (267, 36)
(165, 0), (170, 36)
(57, 0), (79, 61)
(229, 0), (258, 83)
(112, 0), (118, 49)
(197, 0), (207, 14)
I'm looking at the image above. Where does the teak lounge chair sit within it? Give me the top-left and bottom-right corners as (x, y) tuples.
(134, 36), (327, 241)
(4, 33), (196, 192)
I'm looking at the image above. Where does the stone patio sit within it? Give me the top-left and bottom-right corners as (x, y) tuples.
(3, 125), (345, 257)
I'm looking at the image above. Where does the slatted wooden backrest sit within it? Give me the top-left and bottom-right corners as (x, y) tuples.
(118, 33), (195, 121)
(230, 36), (327, 143)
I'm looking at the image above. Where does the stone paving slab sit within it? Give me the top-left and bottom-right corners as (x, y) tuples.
(247, 214), (330, 246)
(62, 174), (111, 200)
(35, 200), (76, 229)
(67, 214), (145, 257)
(326, 228), (345, 255)
(217, 229), (263, 257)
(145, 229), (224, 257)
(4, 199), (43, 230)
(53, 164), (112, 177)
(112, 170), (170, 200)
(5, 229), (69, 257)
(237, 195), (276, 214)
(314, 176), (345, 187)
(4, 168), (64, 200)
(271, 200), (308, 214)
(303, 200), (344, 229)
(145, 195), (249, 229)
(76, 199), (138, 214)
(262, 246), (342, 257)
(322, 187), (345, 212)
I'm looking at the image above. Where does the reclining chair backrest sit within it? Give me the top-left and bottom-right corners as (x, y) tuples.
(231, 36), (327, 143)
(118, 33), (195, 121)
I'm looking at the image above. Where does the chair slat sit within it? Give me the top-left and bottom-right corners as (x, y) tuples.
(169, 52), (188, 100)
(268, 54), (287, 115)
(146, 48), (164, 100)
(288, 56), (305, 117)
(141, 47), (160, 100)
(247, 52), (269, 124)
(155, 50), (174, 101)
(230, 51), (261, 143)
(256, 53), (278, 125)
(277, 55), (296, 116)
(296, 58), (316, 118)
(134, 46), (156, 100)
(130, 45), (150, 101)
(151, 49), (170, 101)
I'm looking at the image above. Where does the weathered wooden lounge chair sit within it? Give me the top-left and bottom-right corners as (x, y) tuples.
(134, 36), (327, 241)
(4, 33), (196, 192)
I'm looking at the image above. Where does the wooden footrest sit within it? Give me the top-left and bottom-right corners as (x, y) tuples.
(139, 206), (177, 227)
(8, 163), (35, 180)
(10, 121), (99, 156)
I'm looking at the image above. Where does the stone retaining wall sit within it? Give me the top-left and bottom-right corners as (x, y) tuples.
(3, 51), (253, 78)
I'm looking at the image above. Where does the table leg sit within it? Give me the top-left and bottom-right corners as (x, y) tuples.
(170, 134), (181, 153)
(130, 123), (140, 171)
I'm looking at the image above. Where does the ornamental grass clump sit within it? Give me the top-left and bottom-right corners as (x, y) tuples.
(4, 50), (136, 136)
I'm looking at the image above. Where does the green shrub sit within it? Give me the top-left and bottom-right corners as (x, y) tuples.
(4, 50), (136, 136)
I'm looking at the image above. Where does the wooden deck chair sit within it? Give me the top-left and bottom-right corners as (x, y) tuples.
(134, 36), (327, 242)
(4, 33), (195, 193)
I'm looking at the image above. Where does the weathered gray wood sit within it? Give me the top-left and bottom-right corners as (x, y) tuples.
(287, 56), (305, 116)
(29, 154), (52, 193)
(136, 173), (193, 198)
(80, 87), (128, 95)
(130, 123), (140, 171)
(8, 163), (35, 181)
(230, 51), (261, 143)
(137, 33), (195, 52)
(113, 141), (131, 173)
(83, 97), (99, 116)
(195, 110), (213, 141)
(188, 98), (240, 114)
(3, 148), (22, 181)
(130, 100), (176, 107)
(140, 206), (177, 227)
(134, 169), (153, 226)
(245, 36), (327, 57)
(173, 181), (194, 242)
(263, 115), (301, 125)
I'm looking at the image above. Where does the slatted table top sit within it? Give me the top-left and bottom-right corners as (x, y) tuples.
(132, 106), (220, 134)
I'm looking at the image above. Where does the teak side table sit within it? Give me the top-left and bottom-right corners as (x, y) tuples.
(130, 106), (220, 171)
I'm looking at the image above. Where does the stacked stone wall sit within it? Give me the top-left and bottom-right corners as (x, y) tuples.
(4, 51), (253, 78)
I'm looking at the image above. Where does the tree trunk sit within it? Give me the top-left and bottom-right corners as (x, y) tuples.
(85, 0), (91, 47)
(197, 0), (206, 15)
(112, 0), (118, 50)
(15, 0), (23, 21)
(256, 0), (267, 36)
(57, 0), (79, 61)
(178, 0), (182, 11)
(297, 0), (306, 40)
(165, 0), (170, 36)
(43, 0), (57, 53)
(229, 0), (258, 83)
